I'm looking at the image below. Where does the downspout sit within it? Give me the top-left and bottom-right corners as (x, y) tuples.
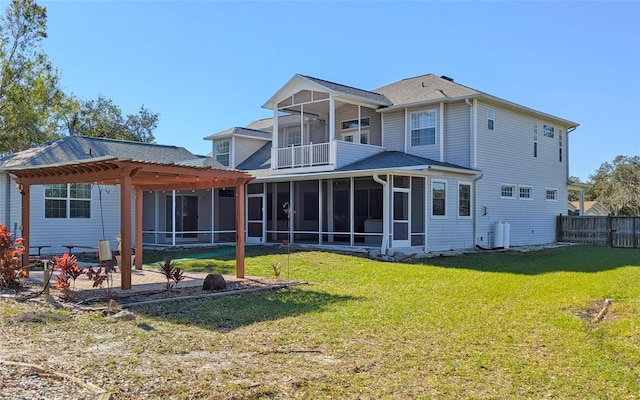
(465, 98), (477, 169)
(373, 173), (389, 255)
(472, 171), (484, 248)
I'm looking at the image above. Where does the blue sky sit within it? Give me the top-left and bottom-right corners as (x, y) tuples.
(38, 0), (639, 182)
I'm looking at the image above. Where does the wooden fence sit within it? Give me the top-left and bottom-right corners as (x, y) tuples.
(556, 215), (640, 248)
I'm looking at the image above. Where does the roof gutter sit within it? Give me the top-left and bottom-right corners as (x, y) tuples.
(372, 173), (389, 255)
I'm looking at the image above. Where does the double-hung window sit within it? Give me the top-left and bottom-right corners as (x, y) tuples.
(45, 183), (91, 219)
(410, 110), (437, 146)
(432, 180), (446, 217)
(215, 140), (230, 167)
(487, 108), (495, 130)
(458, 183), (471, 218)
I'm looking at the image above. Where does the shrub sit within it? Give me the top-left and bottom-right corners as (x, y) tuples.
(52, 253), (83, 296)
(159, 256), (185, 290)
(0, 224), (24, 289)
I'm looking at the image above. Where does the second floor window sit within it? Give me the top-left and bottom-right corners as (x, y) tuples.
(543, 124), (555, 138)
(488, 108), (495, 130)
(410, 110), (436, 146)
(45, 183), (91, 219)
(501, 184), (515, 198)
(215, 140), (230, 166)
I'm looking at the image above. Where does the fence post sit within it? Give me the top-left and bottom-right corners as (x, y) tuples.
(608, 215), (613, 248)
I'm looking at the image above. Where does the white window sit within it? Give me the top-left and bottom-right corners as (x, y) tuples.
(215, 140), (230, 166)
(45, 183), (91, 219)
(559, 129), (563, 162)
(343, 135), (354, 143)
(410, 110), (437, 146)
(284, 127), (301, 147)
(500, 184), (515, 199)
(360, 131), (369, 145)
(488, 108), (495, 130)
(543, 124), (555, 138)
(458, 182), (472, 218)
(432, 180), (446, 217)
(546, 188), (558, 201)
(533, 122), (538, 158)
(519, 186), (533, 200)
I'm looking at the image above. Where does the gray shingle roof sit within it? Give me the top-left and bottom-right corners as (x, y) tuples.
(374, 74), (480, 107)
(301, 75), (392, 106)
(204, 126), (272, 141)
(0, 136), (201, 168)
(236, 142), (272, 171)
(336, 151), (474, 172)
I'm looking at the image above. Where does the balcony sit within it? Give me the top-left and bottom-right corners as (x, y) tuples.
(272, 140), (384, 172)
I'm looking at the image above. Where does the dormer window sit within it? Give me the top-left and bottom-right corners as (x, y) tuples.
(215, 140), (230, 167)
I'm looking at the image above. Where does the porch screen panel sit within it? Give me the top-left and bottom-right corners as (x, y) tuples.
(411, 177), (425, 246)
(294, 181), (320, 243)
(393, 191), (409, 240)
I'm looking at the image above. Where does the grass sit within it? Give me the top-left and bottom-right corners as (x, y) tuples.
(2, 245), (639, 399)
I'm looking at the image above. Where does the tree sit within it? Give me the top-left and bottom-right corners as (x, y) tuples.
(588, 155), (640, 216)
(0, 0), (67, 154)
(67, 94), (158, 143)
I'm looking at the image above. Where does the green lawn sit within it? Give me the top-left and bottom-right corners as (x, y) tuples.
(2, 245), (639, 399)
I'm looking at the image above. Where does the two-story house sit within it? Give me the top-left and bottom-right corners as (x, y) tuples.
(0, 73), (578, 257)
(205, 73), (578, 254)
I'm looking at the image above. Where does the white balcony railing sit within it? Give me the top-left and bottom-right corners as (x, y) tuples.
(275, 142), (330, 169)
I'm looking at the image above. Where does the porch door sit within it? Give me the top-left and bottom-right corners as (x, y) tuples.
(392, 187), (410, 247)
(166, 195), (198, 238)
(247, 194), (264, 243)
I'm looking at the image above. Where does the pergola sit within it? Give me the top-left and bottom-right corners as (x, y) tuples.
(6, 157), (253, 289)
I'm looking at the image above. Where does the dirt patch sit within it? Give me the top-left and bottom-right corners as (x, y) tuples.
(569, 298), (615, 323)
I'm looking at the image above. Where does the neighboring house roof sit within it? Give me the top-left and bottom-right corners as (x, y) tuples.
(568, 201), (611, 216)
(203, 127), (272, 141)
(0, 136), (203, 169)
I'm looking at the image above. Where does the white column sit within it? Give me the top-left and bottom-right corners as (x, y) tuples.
(350, 177), (354, 246)
(329, 94), (336, 141)
(318, 179), (323, 244)
(439, 102), (445, 162)
(171, 190), (176, 246)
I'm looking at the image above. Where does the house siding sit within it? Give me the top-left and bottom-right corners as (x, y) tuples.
(444, 102), (471, 167)
(426, 175), (475, 251)
(474, 101), (569, 247)
(234, 137), (268, 168)
(381, 110), (405, 151)
(335, 141), (384, 169)
(26, 184), (123, 255)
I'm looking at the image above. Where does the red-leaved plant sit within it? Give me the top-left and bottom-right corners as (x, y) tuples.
(159, 256), (185, 290)
(0, 224), (24, 289)
(53, 253), (83, 296)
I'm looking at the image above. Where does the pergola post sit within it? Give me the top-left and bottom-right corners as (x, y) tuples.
(120, 174), (132, 289)
(235, 181), (246, 278)
(19, 183), (30, 273)
(135, 188), (143, 270)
